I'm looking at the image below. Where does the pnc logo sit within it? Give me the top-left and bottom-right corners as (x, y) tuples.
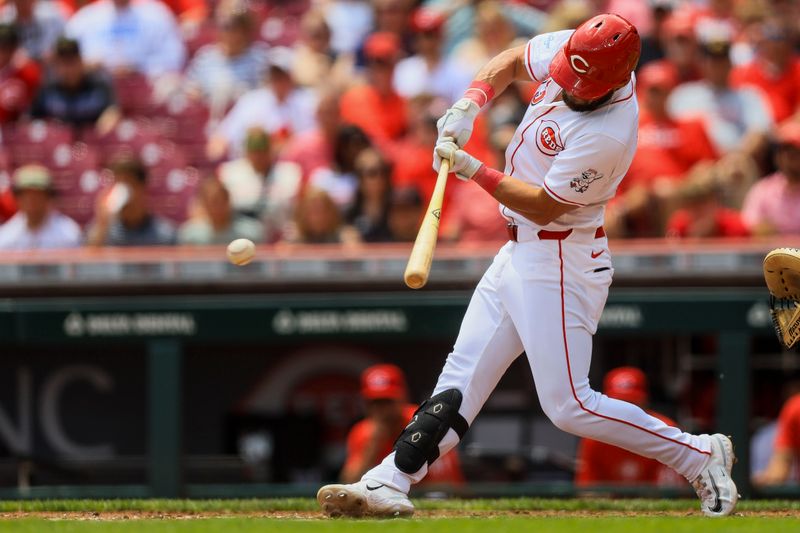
(570, 54), (590, 73)
(535, 120), (564, 156)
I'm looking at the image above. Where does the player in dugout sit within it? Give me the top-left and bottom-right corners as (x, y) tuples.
(575, 367), (681, 488)
(341, 364), (463, 487)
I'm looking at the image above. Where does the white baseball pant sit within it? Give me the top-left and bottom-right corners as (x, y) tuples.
(364, 230), (712, 493)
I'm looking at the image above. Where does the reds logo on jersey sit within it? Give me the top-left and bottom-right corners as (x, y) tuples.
(535, 119), (564, 156)
(531, 79), (550, 105)
(570, 168), (604, 193)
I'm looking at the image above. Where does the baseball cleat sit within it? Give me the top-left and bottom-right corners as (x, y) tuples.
(317, 480), (414, 518)
(691, 434), (739, 517)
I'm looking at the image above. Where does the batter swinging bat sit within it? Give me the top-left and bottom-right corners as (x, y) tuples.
(404, 159), (450, 289)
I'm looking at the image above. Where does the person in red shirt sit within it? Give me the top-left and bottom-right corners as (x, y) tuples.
(610, 62), (717, 238)
(731, 22), (800, 124)
(341, 364), (464, 487)
(646, 10), (703, 85)
(0, 23), (40, 123)
(755, 392), (800, 485)
(339, 32), (408, 145)
(666, 176), (749, 238)
(575, 367), (682, 487)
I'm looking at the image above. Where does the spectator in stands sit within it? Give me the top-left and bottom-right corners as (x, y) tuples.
(292, 9), (351, 89)
(279, 89), (341, 182)
(343, 148), (393, 243)
(0, 23), (40, 123)
(184, 11), (268, 109)
(30, 37), (119, 129)
(754, 390), (800, 485)
(339, 32), (407, 143)
(451, 1), (521, 76)
(178, 177), (263, 245)
(741, 122), (800, 236)
(307, 124), (371, 208)
(323, 0), (374, 55)
(612, 62), (718, 237)
(387, 186), (423, 242)
(341, 364), (463, 486)
(209, 46), (318, 160)
(637, 0), (675, 67)
(393, 7), (471, 103)
(217, 127), (301, 242)
(576, 368), (681, 487)
(669, 34), (772, 154)
(650, 10), (702, 83)
(369, 0), (413, 57)
(666, 176), (749, 238)
(290, 188), (343, 244)
(0, 0), (65, 61)
(87, 157), (176, 246)
(731, 21), (800, 123)
(0, 165), (81, 250)
(65, 0), (186, 78)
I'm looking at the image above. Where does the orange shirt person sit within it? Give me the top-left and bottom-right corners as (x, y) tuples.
(576, 368), (682, 487)
(339, 33), (408, 145)
(341, 364), (464, 486)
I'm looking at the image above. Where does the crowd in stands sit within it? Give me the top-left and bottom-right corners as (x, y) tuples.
(0, 0), (799, 250)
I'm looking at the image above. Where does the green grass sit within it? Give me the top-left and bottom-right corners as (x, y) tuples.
(0, 517), (799, 533)
(1, 499), (799, 532)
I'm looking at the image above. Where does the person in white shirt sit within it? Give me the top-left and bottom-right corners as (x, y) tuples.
(65, 0), (186, 78)
(208, 46), (317, 160)
(0, 165), (82, 250)
(0, 0), (66, 61)
(393, 7), (471, 104)
(668, 37), (772, 155)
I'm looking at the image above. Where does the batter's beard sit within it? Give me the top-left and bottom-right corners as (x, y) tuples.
(561, 90), (615, 112)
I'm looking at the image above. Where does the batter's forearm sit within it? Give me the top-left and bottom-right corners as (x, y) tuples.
(472, 166), (575, 226)
(470, 45), (529, 102)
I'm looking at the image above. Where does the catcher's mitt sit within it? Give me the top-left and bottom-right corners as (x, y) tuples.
(764, 248), (800, 349)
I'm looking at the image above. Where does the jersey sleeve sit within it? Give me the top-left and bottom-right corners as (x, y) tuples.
(523, 30), (573, 82)
(542, 134), (629, 207)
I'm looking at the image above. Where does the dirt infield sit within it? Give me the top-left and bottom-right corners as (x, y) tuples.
(2, 509), (798, 521)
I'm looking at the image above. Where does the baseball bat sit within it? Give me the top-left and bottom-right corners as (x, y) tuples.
(404, 159), (450, 289)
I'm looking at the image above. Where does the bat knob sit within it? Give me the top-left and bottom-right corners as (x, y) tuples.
(404, 273), (427, 289)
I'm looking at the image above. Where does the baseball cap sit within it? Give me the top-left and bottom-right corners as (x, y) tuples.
(604, 367), (648, 406)
(662, 11), (695, 39)
(361, 364), (408, 401)
(54, 37), (81, 59)
(776, 121), (800, 149)
(267, 46), (295, 73)
(410, 8), (445, 33)
(637, 62), (678, 91)
(13, 164), (53, 192)
(364, 32), (400, 62)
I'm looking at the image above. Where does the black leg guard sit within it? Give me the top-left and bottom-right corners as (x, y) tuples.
(393, 389), (469, 474)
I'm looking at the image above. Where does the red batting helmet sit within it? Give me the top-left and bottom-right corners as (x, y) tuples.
(603, 367), (648, 406)
(549, 13), (641, 101)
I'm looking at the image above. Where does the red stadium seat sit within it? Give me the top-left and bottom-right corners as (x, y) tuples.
(6, 120), (74, 166)
(46, 143), (107, 226)
(147, 166), (200, 223)
(81, 119), (160, 165)
(111, 72), (154, 116)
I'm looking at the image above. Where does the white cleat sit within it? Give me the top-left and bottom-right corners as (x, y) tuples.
(317, 480), (415, 518)
(691, 434), (739, 517)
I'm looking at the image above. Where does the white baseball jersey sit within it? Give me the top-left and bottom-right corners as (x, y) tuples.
(501, 30), (639, 231)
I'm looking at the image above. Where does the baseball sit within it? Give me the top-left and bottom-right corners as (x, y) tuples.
(227, 238), (256, 266)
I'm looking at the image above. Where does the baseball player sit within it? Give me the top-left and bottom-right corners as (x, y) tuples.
(318, 14), (738, 518)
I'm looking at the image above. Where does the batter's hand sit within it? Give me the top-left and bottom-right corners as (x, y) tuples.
(434, 97), (479, 153)
(435, 140), (483, 181)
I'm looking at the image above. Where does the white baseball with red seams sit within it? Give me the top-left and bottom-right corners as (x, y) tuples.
(361, 29), (713, 494)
